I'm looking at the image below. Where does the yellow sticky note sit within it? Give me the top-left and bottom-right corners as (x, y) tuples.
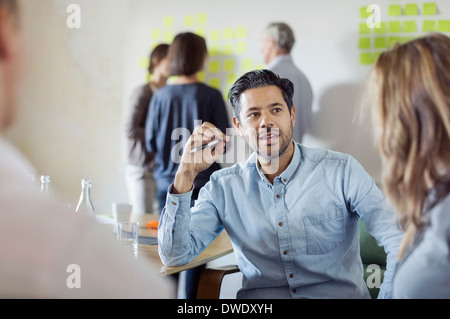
(209, 30), (221, 43)
(209, 78), (221, 90)
(163, 16), (174, 28)
(389, 21), (402, 33)
(404, 4), (418, 16)
(359, 38), (371, 49)
(222, 43), (233, 55)
(422, 20), (436, 32)
(224, 59), (235, 72)
(198, 71), (205, 82)
(360, 6), (371, 19)
(359, 23), (371, 34)
(423, 3), (437, 15)
(389, 37), (401, 48)
(374, 37), (387, 49)
(374, 22), (386, 34)
(437, 20), (450, 32)
(226, 73), (237, 85)
(195, 27), (206, 37)
(163, 30), (174, 42)
(151, 28), (161, 40)
(404, 20), (417, 32)
(236, 27), (248, 39)
(235, 42), (247, 54)
(388, 5), (402, 16)
(209, 45), (220, 56)
(198, 13), (208, 25)
(184, 15), (194, 27)
(360, 53), (373, 65)
(138, 57), (149, 69)
(241, 58), (253, 71)
(208, 61), (220, 73)
(223, 27), (234, 40)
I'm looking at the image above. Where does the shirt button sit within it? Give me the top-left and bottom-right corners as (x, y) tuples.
(278, 222), (283, 227)
(171, 201), (177, 205)
(283, 250), (288, 255)
(283, 179), (287, 182)
(276, 194), (280, 199)
(292, 288), (297, 293)
(289, 274), (294, 278)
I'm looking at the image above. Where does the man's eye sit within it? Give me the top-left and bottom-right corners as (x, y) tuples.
(248, 112), (259, 118)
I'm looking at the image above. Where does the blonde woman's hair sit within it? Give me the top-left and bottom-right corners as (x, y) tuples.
(365, 33), (450, 258)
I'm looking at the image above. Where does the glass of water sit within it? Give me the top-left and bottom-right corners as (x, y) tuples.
(116, 222), (139, 257)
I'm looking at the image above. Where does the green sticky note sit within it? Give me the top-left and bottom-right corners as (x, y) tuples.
(163, 15), (174, 28)
(235, 42), (247, 54)
(389, 21), (402, 33)
(209, 78), (221, 90)
(138, 57), (149, 69)
(198, 13), (208, 25)
(224, 59), (235, 72)
(374, 37), (387, 49)
(359, 38), (371, 49)
(163, 30), (174, 42)
(184, 15), (194, 27)
(151, 28), (161, 40)
(208, 61), (220, 73)
(389, 37), (401, 48)
(423, 3), (437, 15)
(437, 20), (450, 32)
(209, 45), (220, 56)
(241, 58), (253, 71)
(423, 20), (436, 32)
(195, 27), (206, 37)
(209, 30), (221, 43)
(404, 4), (418, 16)
(360, 53), (373, 65)
(223, 27), (234, 40)
(222, 43), (233, 55)
(359, 23), (371, 34)
(404, 20), (417, 32)
(236, 27), (248, 39)
(360, 6), (371, 19)
(388, 5), (402, 16)
(374, 22), (386, 34)
(226, 73), (237, 85)
(198, 71), (205, 82)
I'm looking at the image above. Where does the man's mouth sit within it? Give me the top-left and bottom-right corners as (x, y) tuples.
(258, 131), (279, 144)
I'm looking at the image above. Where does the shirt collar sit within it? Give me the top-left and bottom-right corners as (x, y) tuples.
(249, 141), (302, 185)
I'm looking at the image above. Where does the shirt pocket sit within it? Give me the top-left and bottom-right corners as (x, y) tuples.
(303, 208), (344, 255)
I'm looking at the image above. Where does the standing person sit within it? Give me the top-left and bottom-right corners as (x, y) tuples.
(261, 22), (313, 143)
(125, 44), (169, 216)
(0, 0), (174, 298)
(365, 33), (450, 298)
(145, 32), (229, 299)
(158, 70), (404, 299)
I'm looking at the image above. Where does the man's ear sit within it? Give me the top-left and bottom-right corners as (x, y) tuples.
(232, 116), (243, 137)
(0, 6), (16, 61)
(291, 105), (296, 128)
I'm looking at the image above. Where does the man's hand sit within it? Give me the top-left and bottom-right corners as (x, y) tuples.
(173, 122), (228, 194)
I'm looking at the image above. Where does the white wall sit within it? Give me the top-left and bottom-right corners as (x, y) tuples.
(6, 0), (450, 213)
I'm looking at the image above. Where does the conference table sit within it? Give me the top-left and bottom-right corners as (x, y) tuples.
(131, 214), (233, 276)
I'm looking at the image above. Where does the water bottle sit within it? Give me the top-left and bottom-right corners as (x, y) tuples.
(75, 179), (95, 217)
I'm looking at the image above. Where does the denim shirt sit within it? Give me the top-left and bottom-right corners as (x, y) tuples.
(158, 143), (403, 299)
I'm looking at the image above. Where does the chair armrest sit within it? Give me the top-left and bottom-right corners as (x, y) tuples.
(196, 265), (240, 299)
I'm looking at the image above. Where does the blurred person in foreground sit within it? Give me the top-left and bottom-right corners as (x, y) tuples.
(125, 44), (169, 216)
(365, 33), (450, 298)
(0, 0), (174, 298)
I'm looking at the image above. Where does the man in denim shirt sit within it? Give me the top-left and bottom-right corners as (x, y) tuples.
(158, 70), (404, 299)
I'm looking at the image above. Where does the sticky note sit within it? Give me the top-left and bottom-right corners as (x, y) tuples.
(198, 13), (208, 25)
(184, 15), (194, 27)
(235, 42), (247, 54)
(241, 58), (253, 71)
(374, 22), (386, 34)
(151, 28), (161, 40)
(423, 3), (437, 15)
(360, 53), (373, 65)
(209, 78), (221, 90)
(422, 20), (436, 32)
(404, 4), (418, 16)
(388, 5), (402, 16)
(223, 27), (234, 40)
(209, 45), (220, 56)
(224, 59), (235, 72)
(209, 30), (221, 43)
(389, 21), (402, 33)
(389, 37), (401, 48)
(163, 30), (174, 42)
(227, 73), (237, 85)
(236, 27), (248, 39)
(222, 43), (233, 55)
(163, 16), (174, 28)
(359, 38), (371, 49)
(359, 23), (371, 34)
(374, 37), (387, 49)
(138, 57), (149, 68)
(404, 20), (417, 32)
(208, 61), (220, 73)
(198, 71), (205, 82)
(437, 20), (450, 32)
(360, 6), (371, 19)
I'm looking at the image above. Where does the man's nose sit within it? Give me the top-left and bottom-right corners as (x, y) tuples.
(259, 112), (274, 128)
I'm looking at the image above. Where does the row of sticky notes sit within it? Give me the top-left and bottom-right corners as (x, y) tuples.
(359, 36), (417, 49)
(359, 20), (450, 34)
(361, 3), (438, 19)
(164, 13), (209, 28)
(207, 58), (257, 73)
(150, 26), (248, 42)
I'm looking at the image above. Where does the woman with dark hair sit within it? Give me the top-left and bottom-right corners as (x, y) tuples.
(145, 32), (229, 299)
(365, 33), (450, 298)
(125, 44), (169, 216)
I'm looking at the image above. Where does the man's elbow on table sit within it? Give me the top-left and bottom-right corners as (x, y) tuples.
(158, 245), (192, 267)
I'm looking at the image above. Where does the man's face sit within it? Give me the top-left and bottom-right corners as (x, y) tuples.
(0, 5), (23, 131)
(233, 85), (295, 161)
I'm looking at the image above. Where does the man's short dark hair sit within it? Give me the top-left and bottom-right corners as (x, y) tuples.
(228, 69), (294, 120)
(168, 32), (207, 76)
